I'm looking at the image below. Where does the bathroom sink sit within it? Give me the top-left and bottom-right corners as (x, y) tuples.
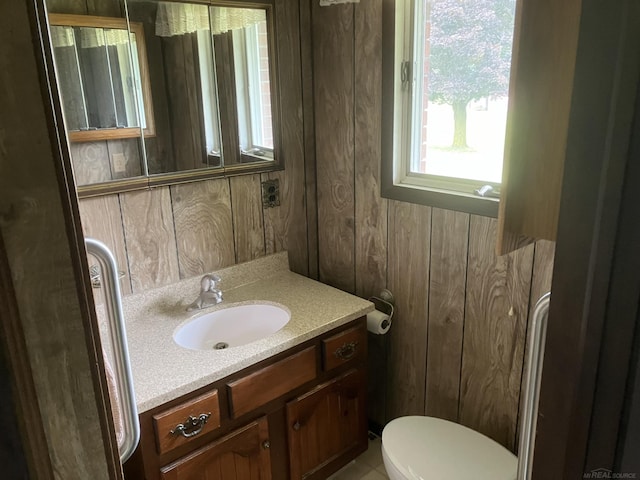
(173, 303), (291, 350)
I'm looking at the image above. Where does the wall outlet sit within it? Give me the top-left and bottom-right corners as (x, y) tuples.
(261, 179), (280, 208)
(112, 153), (126, 173)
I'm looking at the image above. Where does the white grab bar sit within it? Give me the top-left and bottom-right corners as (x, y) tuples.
(85, 238), (140, 463)
(517, 292), (551, 480)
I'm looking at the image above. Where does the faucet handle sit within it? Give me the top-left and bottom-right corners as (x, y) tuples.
(200, 274), (221, 292)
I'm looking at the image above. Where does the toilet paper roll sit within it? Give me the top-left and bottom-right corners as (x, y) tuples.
(367, 309), (391, 335)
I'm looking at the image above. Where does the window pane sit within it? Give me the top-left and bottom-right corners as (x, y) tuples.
(253, 19), (273, 149)
(411, 0), (516, 184)
(230, 9), (273, 155)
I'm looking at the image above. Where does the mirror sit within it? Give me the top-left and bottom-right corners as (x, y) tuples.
(47, 1), (281, 196)
(49, 14), (154, 142)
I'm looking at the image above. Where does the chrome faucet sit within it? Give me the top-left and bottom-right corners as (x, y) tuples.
(187, 274), (223, 311)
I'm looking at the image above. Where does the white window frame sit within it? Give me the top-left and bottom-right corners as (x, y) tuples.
(232, 22), (274, 159)
(386, 0), (507, 211)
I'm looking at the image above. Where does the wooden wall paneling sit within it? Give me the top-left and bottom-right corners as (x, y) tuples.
(120, 187), (180, 292)
(230, 175), (266, 263)
(261, 0), (309, 277)
(0, 343), (30, 479)
(459, 215), (534, 451)
(85, 0), (122, 16)
(353, 0), (388, 430)
(78, 194), (133, 297)
(0, 235), (54, 480)
(171, 179), (235, 279)
(299, 0), (318, 280)
(46, 0), (87, 14)
(0, 0), (118, 476)
(354, 0), (387, 299)
(262, 173), (308, 277)
(128, 0), (176, 175)
(162, 34), (206, 171)
(107, 138), (143, 180)
(313, 2), (356, 292)
(425, 208), (470, 421)
(527, 240), (555, 324)
(70, 142), (113, 186)
(386, 201), (431, 419)
(213, 33), (241, 167)
(514, 239), (555, 451)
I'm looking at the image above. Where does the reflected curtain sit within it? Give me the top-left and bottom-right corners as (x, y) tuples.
(155, 2), (263, 37)
(156, 3), (208, 169)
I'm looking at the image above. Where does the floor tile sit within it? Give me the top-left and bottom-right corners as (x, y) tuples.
(327, 460), (371, 480)
(358, 437), (384, 468)
(326, 434), (390, 480)
(359, 470), (389, 480)
(375, 464), (389, 476)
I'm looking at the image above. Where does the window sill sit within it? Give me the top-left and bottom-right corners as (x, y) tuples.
(380, 182), (499, 217)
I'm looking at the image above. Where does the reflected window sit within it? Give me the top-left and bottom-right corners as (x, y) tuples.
(231, 14), (273, 156)
(49, 15), (155, 143)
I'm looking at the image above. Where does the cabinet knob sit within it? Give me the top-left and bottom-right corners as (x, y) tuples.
(292, 421), (301, 431)
(262, 440), (271, 449)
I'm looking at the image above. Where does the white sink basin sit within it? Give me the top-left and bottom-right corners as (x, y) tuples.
(174, 303), (291, 350)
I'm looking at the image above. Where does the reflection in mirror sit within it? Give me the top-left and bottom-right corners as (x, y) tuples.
(47, 2), (280, 194)
(49, 15), (154, 142)
(49, 14), (150, 187)
(211, 6), (276, 166)
(127, 0), (223, 175)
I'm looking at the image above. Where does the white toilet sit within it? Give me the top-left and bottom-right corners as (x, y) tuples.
(381, 416), (517, 480)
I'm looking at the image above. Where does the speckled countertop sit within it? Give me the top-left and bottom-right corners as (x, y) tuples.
(108, 252), (373, 413)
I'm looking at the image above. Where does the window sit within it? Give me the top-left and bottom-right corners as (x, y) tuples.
(382, 0), (517, 215)
(232, 14), (274, 161)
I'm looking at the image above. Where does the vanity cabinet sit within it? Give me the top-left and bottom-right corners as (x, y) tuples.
(123, 317), (368, 480)
(286, 369), (367, 479)
(160, 417), (271, 480)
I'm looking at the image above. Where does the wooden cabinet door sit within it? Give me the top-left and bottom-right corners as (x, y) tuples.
(286, 368), (367, 479)
(160, 416), (271, 480)
(497, 0), (581, 255)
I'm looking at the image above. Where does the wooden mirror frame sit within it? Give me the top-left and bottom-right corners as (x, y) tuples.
(48, 13), (156, 143)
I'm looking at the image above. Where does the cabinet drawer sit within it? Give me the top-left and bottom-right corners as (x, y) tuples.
(153, 389), (221, 455)
(227, 346), (317, 418)
(322, 323), (367, 372)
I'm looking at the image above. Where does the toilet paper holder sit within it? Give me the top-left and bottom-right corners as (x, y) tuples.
(368, 289), (394, 322)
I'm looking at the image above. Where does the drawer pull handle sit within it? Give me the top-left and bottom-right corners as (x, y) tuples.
(170, 413), (211, 438)
(334, 341), (358, 361)
(292, 421), (301, 431)
(262, 440), (271, 449)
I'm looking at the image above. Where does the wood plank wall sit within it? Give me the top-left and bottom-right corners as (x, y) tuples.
(78, 173), (310, 296)
(67, 0), (555, 456)
(73, 0), (313, 291)
(1, 0), (120, 476)
(311, 0), (555, 452)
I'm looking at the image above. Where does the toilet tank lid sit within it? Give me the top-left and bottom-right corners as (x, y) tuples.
(382, 416), (517, 480)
